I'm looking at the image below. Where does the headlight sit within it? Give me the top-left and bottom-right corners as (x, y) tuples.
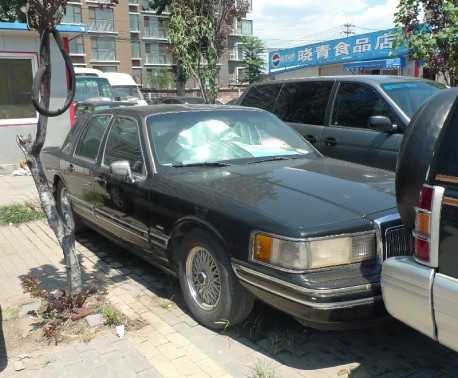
(252, 232), (376, 270)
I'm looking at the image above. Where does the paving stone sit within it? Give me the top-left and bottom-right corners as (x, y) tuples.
(18, 301), (42, 316)
(85, 313), (104, 327)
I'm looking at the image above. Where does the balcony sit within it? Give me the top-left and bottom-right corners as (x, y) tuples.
(144, 27), (168, 40)
(145, 53), (173, 65)
(89, 20), (114, 32)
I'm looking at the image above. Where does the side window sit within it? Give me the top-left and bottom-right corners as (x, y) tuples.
(74, 115), (111, 160)
(274, 81), (333, 125)
(331, 82), (394, 129)
(104, 117), (144, 174)
(239, 83), (282, 112)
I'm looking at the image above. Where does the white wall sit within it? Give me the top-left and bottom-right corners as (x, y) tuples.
(0, 33), (72, 173)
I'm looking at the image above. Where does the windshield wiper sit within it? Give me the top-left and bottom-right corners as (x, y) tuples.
(246, 156), (298, 165)
(171, 161), (232, 168)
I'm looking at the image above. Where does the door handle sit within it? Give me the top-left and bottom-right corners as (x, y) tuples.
(305, 134), (317, 144)
(67, 164), (75, 172)
(324, 137), (338, 146)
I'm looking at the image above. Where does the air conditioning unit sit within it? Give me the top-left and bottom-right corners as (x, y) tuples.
(229, 78), (238, 85)
(229, 53), (237, 60)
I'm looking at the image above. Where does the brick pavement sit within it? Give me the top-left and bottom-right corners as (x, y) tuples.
(1, 175), (458, 378)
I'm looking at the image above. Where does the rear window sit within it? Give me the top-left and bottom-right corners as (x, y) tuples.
(382, 81), (446, 118)
(239, 83), (282, 112)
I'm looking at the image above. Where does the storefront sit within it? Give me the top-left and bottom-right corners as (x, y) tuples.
(0, 22), (87, 172)
(268, 28), (417, 80)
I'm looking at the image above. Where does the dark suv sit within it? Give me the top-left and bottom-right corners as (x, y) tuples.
(382, 88), (458, 352)
(236, 75), (445, 170)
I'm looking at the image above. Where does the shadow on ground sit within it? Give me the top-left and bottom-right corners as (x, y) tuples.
(21, 229), (458, 377)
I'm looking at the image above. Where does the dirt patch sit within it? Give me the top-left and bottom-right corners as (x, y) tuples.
(1, 294), (146, 362)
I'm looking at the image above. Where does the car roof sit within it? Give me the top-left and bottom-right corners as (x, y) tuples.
(89, 103), (258, 117)
(251, 75), (437, 86)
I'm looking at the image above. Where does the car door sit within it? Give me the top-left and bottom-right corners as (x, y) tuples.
(64, 114), (112, 222)
(272, 81), (334, 147)
(92, 115), (152, 253)
(320, 81), (402, 171)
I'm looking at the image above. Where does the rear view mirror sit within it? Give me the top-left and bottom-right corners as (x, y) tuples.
(368, 116), (397, 132)
(110, 160), (135, 183)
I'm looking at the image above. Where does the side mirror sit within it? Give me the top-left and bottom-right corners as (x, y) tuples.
(110, 160), (135, 183)
(368, 116), (397, 133)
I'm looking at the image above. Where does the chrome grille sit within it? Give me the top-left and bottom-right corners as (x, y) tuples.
(384, 225), (415, 259)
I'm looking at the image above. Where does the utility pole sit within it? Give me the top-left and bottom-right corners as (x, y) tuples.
(342, 23), (355, 37)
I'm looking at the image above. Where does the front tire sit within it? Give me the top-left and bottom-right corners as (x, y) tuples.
(177, 229), (254, 329)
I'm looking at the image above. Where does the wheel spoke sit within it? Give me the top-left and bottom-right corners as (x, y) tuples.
(186, 246), (222, 310)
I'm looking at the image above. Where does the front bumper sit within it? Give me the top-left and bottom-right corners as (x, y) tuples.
(381, 256), (436, 339)
(232, 260), (388, 330)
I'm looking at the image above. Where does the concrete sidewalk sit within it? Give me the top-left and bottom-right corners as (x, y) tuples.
(2, 174), (458, 378)
(0, 175), (312, 378)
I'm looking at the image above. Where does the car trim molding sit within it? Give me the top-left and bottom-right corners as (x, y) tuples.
(436, 174), (458, 184)
(232, 262), (377, 309)
(94, 208), (150, 242)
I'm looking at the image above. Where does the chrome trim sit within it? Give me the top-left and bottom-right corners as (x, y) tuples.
(94, 209), (149, 242)
(149, 228), (170, 249)
(414, 185), (444, 268)
(232, 262), (376, 310)
(248, 230), (376, 273)
(374, 212), (401, 264)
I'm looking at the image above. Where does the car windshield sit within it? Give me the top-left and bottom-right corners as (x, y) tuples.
(147, 109), (317, 167)
(381, 81), (446, 118)
(112, 86), (144, 101)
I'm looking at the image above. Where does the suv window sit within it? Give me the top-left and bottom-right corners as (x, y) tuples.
(240, 83), (282, 112)
(331, 82), (393, 129)
(273, 81), (333, 125)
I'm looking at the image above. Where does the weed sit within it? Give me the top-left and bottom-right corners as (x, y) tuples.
(21, 273), (97, 345)
(0, 202), (45, 225)
(158, 296), (174, 309)
(269, 329), (295, 356)
(248, 358), (277, 378)
(102, 304), (120, 326)
(243, 314), (264, 341)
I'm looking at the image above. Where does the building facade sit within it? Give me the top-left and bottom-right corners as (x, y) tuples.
(62, 0), (253, 89)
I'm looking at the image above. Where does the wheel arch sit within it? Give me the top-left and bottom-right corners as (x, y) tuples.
(168, 217), (230, 268)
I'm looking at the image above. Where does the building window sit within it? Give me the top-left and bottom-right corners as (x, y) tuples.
(129, 0), (138, 4)
(130, 13), (139, 32)
(132, 68), (142, 85)
(93, 66), (117, 72)
(69, 36), (84, 55)
(89, 7), (114, 32)
(62, 4), (82, 24)
(145, 43), (172, 64)
(131, 41), (141, 59)
(236, 19), (252, 35)
(0, 56), (36, 123)
(144, 16), (168, 39)
(91, 37), (116, 61)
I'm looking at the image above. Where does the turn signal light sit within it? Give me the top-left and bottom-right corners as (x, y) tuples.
(414, 186), (434, 261)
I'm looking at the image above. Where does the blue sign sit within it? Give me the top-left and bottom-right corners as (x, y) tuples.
(268, 28), (408, 74)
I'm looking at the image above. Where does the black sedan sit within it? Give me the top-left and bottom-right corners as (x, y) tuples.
(42, 104), (412, 330)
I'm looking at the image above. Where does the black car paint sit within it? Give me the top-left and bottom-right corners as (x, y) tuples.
(42, 105), (406, 329)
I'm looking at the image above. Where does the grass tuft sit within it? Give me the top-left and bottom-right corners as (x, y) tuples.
(0, 202), (45, 225)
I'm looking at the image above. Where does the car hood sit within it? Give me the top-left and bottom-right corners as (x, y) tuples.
(168, 157), (397, 232)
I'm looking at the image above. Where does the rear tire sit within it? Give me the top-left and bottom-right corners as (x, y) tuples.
(177, 229), (254, 329)
(56, 180), (85, 234)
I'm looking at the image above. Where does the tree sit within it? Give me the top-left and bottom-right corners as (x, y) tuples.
(144, 0), (249, 103)
(394, 0), (458, 86)
(149, 67), (176, 89)
(0, 0), (26, 22)
(241, 35), (265, 84)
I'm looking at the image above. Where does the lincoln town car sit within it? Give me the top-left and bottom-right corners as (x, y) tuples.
(42, 105), (413, 330)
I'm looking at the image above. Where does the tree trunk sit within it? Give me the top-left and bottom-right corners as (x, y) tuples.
(17, 29), (82, 295)
(176, 66), (186, 96)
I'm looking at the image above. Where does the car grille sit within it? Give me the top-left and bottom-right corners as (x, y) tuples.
(384, 225), (415, 259)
